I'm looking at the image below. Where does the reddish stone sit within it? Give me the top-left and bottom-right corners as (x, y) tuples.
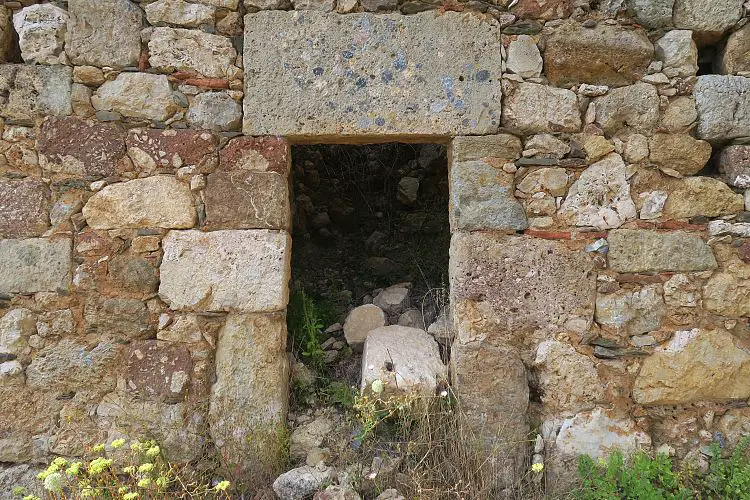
(184, 78), (229, 89)
(204, 171), (290, 230)
(219, 136), (290, 175)
(75, 229), (123, 257)
(617, 273), (666, 284)
(0, 177), (50, 238)
(38, 117), (126, 178)
(524, 229), (571, 240)
(657, 220), (707, 231)
(138, 50), (149, 71)
(124, 340), (192, 402)
(738, 242), (750, 263)
(511, 0), (572, 20)
(125, 128), (218, 171)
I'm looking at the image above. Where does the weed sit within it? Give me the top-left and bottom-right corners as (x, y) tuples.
(288, 290), (328, 374)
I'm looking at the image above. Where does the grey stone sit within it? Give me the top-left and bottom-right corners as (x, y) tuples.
(607, 229), (717, 273)
(92, 73), (180, 122)
(694, 76), (750, 142)
(372, 284), (410, 316)
(719, 145), (750, 188)
(594, 82), (660, 135)
(627, 0), (675, 29)
(290, 415), (333, 459)
(149, 28), (237, 79)
(187, 91), (242, 132)
(720, 24), (750, 75)
(0, 65), (72, 124)
(0, 464), (44, 500)
(294, 0), (336, 10)
(673, 0), (743, 43)
(654, 30), (698, 78)
(451, 134), (522, 162)
(0, 308), (35, 357)
(159, 229), (291, 312)
(273, 465), (334, 500)
(243, 11), (503, 137)
(26, 338), (118, 392)
(66, 0), (143, 68)
(343, 304), (386, 351)
(397, 309), (426, 330)
(12, 4), (68, 65)
(84, 297), (152, 340)
(396, 177), (419, 204)
(505, 35), (542, 78)
(502, 80), (581, 133)
(145, 0), (216, 28)
(595, 285), (665, 336)
(0, 238), (72, 294)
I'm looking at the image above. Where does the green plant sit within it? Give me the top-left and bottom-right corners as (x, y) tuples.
(322, 380), (357, 408)
(701, 436), (750, 499)
(288, 290), (327, 373)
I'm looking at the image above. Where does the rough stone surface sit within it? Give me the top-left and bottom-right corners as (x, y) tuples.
(673, 0), (743, 43)
(0, 178), (50, 238)
(510, 0), (572, 20)
(13, 4), (68, 65)
(145, 0), (216, 28)
(505, 35), (542, 78)
(149, 28), (237, 78)
(633, 329), (750, 405)
(219, 136), (290, 174)
(0, 308), (35, 357)
(26, 338), (118, 391)
(0, 7), (13, 64)
(703, 246), (750, 317)
(204, 171), (289, 230)
(451, 134), (522, 162)
(126, 128), (217, 173)
(361, 325), (445, 395)
(84, 297), (151, 339)
(273, 465), (334, 500)
(243, 11), (503, 137)
(559, 153), (636, 230)
(595, 285), (665, 335)
(594, 82), (659, 134)
(720, 24), (750, 75)
(663, 177), (745, 218)
(290, 415), (333, 459)
(607, 230), (716, 273)
(83, 176), (196, 229)
(125, 341), (192, 401)
(0, 464), (44, 499)
(718, 145), (750, 188)
(372, 284), (410, 316)
(0, 65), (72, 124)
(0, 238), (71, 294)
(38, 116), (126, 178)
(654, 30), (698, 78)
(502, 81), (581, 133)
(159, 230), (290, 312)
(544, 22), (653, 87)
(92, 73), (179, 122)
(210, 313), (289, 477)
(648, 134), (711, 176)
(187, 91), (242, 132)
(534, 340), (603, 414)
(627, 0), (675, 29)
(694, 76), (750, 142)
(660, 96), (697, 133)
(343, 304), (386, 351)
(66, 0), (143, 68)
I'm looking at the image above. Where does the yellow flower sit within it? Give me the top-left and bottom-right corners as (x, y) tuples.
(122, 466), (136, 475)
(110, 438), (126, 449)
(155, 476), (170, 489)
(137, 463), (154, 473)
(531, 463), (544, 473)
(123, 493), (139, 500)
(65, 462), (83, 476)
(597, 457), (607, 468)
(91, 443), (106, 454)
(43, 472), (64, 493)
(87, 457), (113, 476)
(52, 457), (68, 468)
(137, 478), (151, 488)
(145, 445), (160, 458)
(22, 496), (41, 500)
(130, 442), (143, 452)
(215, 480), (231, 492)
(371, 379), (384, 394)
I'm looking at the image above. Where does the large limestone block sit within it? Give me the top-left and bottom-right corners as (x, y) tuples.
(92, 73), (179, 122)
(450, 134), (521, 163)
(0, 178), (50, 238)
(654, 30), (698, 78)
(544, 21), (653, 87)
(607, 230), (716, 273)
(145, 0), (216, 28)
(204, 171), (290, 230)
(633, 329), (750, 405)
(0, 238), (72, 294)
(501, 81), (580, 134)
(148, 28), (237, 79)
(243, 11), (503, 137)
(66, 0), (143, 68)
(82, 176), (196, 229)
(450, 232), (596, 354)
(694, 75), (750, 142)
(209, 313), (289, 477)
(13, 4), (68, 65)
(159, 229), (291, 312)
(360, 325), (445, 395)
(648, 134), (711, 176)
(627, 0), (675, 29)
(343, 304), (386, 351)
(720, 24), (750, 75)
(26, 339), (119, 392)
(662, 177), (744, 218)
(0, 64), (72, 124)
(593, 82), (660, 135)
(595, 285), (665, 336)
(673, 0), (743, 44)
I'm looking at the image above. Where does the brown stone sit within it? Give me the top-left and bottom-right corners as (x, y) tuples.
(84, 296), (152, 339)
(204, 171), (290, 230)
(718, 145), (750, 189)
(510, 0), (572, 20)
(126, 128), (218, 173)
(663, 177), (744, 219)
(107, 254), (159, 295)
(125, 340), (193, 402)
(648, 134), (712, 176)
(0, 178), (50, 238)
(219, 136), (290, 174)
(544, 22), (653, 87)
(720, 24), (750, 75)
(38, 117), (126, 178)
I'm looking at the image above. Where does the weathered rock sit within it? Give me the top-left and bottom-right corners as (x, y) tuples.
(396, 176), (419, 204)
(595, 285), (665, 335)
(716, 408), (750, 448)
(673, 0), (743, 44)
(648, 134), (711, 176)
(145, 0), (216, 28)
(157, 314), (204, 343)
(580, 134), (614, 162)
(518, 168), (569, 197)
(0, 65), (72, 124)
(243, 11), (503, 136)
(634, 329), (750, 404)
(124, 341), (192, 401)
(718, 145), (750, 188)
(204, 171), (290, 230)
(343, 304), (386, 351)
(594, 82), (659, 134)
(26, 338), (118, 392)
(36, 309), (75, 338)
(0, 238), (72, 294)
(525, 134), (570, 159)
(12, 4), (68, 65)
(0, 178), (49, 238)
(66, 0), (143, 68)
(534, 340), (603, 414)
(38, 116), (127, 178)
(639, 190), (668, 220)
(295, 0), (337, 11)
(397, 309), (425, 330)
(160, 229), (291, 312)
(703, 246), (750, 317)
(0, 6), (13, 63)
(210, 313), (289, 477)
(663, 273), (699, 307)
(660, 96), (697, 133)
(84, 297), (152, 339)
(92, 73), (180, 122)
(502, 81), (581, 133)
(219, 136), (290, 173)
(627, 0), (675, 29)
(83, 176), (196, 229)
(372, 284), (410, 316)
(559, 153), (636, 230)
(505, 35), (542, 78)
(187, 91), (242, 131)
(607, 230), (716, 273)
(663, 177), (744, 218)
(314, 485), (362, 500)
(451, 134), (521, 162)
(654, 30), (698, 78)
(544, 22), (653, 87)
(273, 465), (334, 500)
(694, 75), (750, 142)
(126, 128), (217, 173)
(510, 0), (572, 20)
(623, 133), (649, 163)
(720, 24), (750, 75)
(290, 415), (333, 459)
(0, 308), (35, 357)
(149, 28), (237, 78)
(361, 325), (445, 395)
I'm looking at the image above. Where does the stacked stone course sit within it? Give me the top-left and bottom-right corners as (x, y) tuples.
(0, 0), (749, 495)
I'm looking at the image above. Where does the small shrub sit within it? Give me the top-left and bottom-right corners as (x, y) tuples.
(701, 436), (750, 499)
(288, 290), (328, 374)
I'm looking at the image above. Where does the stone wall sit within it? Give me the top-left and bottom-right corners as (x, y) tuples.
(1, 0), (750, 495)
